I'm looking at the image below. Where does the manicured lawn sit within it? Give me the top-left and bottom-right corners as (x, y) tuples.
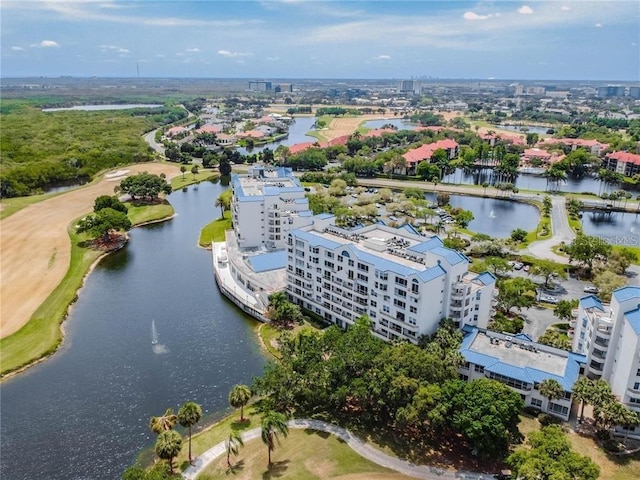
(0, 202), (176, 376)
(170, 169), (219, 190)
(197, 428), (411, 480)
(257, 320), (324, 359)
(199, 210), (232, 247)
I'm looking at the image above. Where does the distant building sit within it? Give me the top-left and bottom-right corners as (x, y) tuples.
(248, 81), (272, 92)
(397, 80), (421, 95)
(629, 87), (640, 99)
(401, 139), (459, 174)
(231, 165), (313, 250)
(275, 83), (293, 93)
(285, 219), (496, 342)
(603, 151), (640, 176)
(461, 327), (586, 421)
(597, 85), (625, 98)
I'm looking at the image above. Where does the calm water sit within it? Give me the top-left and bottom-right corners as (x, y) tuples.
(441, 169), (607, 194)
(362, 118), (417, 130)
(425, 192), (540, 238)
(236, 116), (317, 155)
(493, 124), (551, 135)
(0, 182), (266, 480)
(42, 104), (163, 112)
(581, 209), (640, 246)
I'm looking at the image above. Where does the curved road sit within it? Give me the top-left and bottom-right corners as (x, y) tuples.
(183, 418), (492, 480)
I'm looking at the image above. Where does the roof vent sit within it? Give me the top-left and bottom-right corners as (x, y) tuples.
(505, 341), (513, 348)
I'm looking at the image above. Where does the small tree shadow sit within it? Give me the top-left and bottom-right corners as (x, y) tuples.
(261, 460), (290, 479)
(231, 418), (251, 430)
(226, 459), (245, 475)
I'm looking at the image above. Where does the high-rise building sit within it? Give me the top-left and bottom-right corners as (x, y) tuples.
(397, 80), (421, 95)
(248, 81), (273, 91)
(597, 85), (625, 98)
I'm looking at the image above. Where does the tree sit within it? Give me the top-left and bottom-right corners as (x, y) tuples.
(592, 270), (627, 302)
(226, 430), (244, 468)
(76, 207), (131, 243)
(507, 425), (599, 480)
(93, 195), (127, 213)
(565, 234), (612, 271)
(177, 402), (202, 464)
(416, 161), (440, 181)
(115, 172), (172, 201)
(154, 430), (182, 474)
(149, 408), (177, 434)
(497, 277), (537, 313)
(510, 228), (527, 243)
(261, 411), (289, 467)
(539, 378), (564, 413)
(191, 165), (199, 179)
(215, 192), (230, 217)
(609, 248), (638, 275)
(572, 377), (593, 423)
(229, 384), (252, 421)
(219, 157), (232, 175)
(530, 259), (566, 288)
(553, 299), (578, 322)
(454, 209), (474, 228)
(481, 181), (490, 196)
(485, 256), (511, 276)
(180, 165), (186, 180)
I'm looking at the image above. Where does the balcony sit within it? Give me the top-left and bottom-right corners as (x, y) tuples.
(594, 336), (610, 348)
(588, 360), (604, 375)
(591, 348), (607, 360)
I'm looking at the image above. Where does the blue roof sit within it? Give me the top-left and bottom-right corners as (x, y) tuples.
(579, 295), (605, 311)
(475, 271), (496, 286)
(407, 236), (443, 253)
(625, 306), (640, 335)
(417, 265), (447, 282)
(400, 224), (421, 236)
(514, 333), (534, 342)
(430, 246), (467, 266)
(247, 250), (287, 273)
(315, 213), (334, 220)
(460, 327), (587, 392)
(613, 286), (640, 303)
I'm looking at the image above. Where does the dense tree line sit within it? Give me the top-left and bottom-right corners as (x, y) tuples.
(253, 317), (524, 459)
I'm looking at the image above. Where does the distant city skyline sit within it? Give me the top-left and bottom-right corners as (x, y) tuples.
(1, 1), (638, 81)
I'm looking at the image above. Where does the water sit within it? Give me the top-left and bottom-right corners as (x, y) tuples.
(493, 124), (551, 135)
(43, 178), (89, 194)
(362, 118), (417, 130)
(425, 192), (540, 238)
(0, 181), (266, 480)
(236, 116), (317, 155)
(42, 104), (163, 112)
(441, 169), (607, 194)
(581, 209), (640, 246)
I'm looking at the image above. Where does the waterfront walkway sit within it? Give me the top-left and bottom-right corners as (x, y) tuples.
(182, 418), (493, 480)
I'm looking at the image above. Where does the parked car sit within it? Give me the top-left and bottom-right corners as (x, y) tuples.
(539, 294), (559, 304)
(523, 265), (530, 272)
(513, 262), (524, 270)
(584, 286), (600, 294)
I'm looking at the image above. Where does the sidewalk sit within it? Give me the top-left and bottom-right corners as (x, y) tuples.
(182, 418), (495, 480)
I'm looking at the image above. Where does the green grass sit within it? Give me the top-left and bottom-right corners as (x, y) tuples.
(0, 202), (176, 377)
(199, 210), (232, 247)
(257, 320), (324, 359)
(612, 245), (640, 266)
(170, 169), (219, 190)
(0, 223), (103, 376)
(524, 216), (552, 244)
(197, 426), (410, 480)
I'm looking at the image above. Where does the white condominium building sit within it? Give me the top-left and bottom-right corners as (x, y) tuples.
(286, 216), (496, 342)
(574, 287), (640, 426)
(231, 165), (313, 250)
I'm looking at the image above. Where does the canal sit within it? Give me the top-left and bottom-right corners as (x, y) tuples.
(0, 181), (266, 480)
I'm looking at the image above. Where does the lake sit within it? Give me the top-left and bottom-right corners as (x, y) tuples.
(0, 181), (266, 480)
(493, 124), (552, 135)
(362, 118), (417, 130)
(42, 104), (164, 112)
(581, 209), (640, 246)
(236, 116), (317, 155)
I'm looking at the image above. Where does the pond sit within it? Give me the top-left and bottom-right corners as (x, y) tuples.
(580, 209), (640, 246)
(362, 118), (417, 131)
(42, 104), (164, 112)
(236, 116), (317, 155)
(424, 192), (540, 238)
(492, 124), (552, 135)
(0, 181), (266, 480)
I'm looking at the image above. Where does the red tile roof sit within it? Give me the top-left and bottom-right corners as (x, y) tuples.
(607, 151), (640, 165)
(166, 126), (187, 136)
(236, 130), (265, 138)
(196, 124), (222, 134)
(327, 135), (349, 146)
(402, 139), (459, 165)
(523, 148), (552, 159)
(364, 128), (397, 138)
(289, 142), (321, 154)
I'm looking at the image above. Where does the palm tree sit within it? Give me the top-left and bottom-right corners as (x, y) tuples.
(229, 384), (252, 421)
(539, 378), (564, 414)
(572, 377), (593, 423)
(149, 408), (177, 434)
(215, 192), (229, 218)
(482, 181), (489, 197)
(180, 165), (187, 180)
(177, 402), (202, 464)
(226, 430), (244, 468)
(590, 379), (615, 429)
(191, 165), (199, 179)
(154, 430), (182, 474)
(261, 411), (289, 467)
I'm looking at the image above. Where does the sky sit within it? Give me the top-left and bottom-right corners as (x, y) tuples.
(1, 0), (639, 81)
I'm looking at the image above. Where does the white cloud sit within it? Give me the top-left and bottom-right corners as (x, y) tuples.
(463, 12), (492, 21)
(155, 54), (166, 58)
(40, 40), (60, 48)
(266, 56), (280, 61)
(11, 46), (24, 51)
(373, 54), (391, 60)
(518, 6), (534, 15)
(561, 6), (571, 12)
(99, 44), (119, 50)
(595, 23), (602, 27)
(118, 48), (129, 53)
(186, 48), (200, 52)
(218, 49), (251, 58)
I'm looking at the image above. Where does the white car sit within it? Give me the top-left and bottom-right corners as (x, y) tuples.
(539, 294), (559, 304)
(584, 286), (600, 294)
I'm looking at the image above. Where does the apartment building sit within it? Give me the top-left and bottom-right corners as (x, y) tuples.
(573, 288), (640, 435)
(285, 217), (496, 343)
(231, 165), (313, 250)
(461, 327), (586, 420)
(603, 151), (640, 177)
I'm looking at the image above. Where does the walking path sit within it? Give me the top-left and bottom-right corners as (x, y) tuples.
(183, 418), (493, 480)
(525, 195), (575, 264)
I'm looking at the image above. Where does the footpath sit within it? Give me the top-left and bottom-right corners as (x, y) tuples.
(183, 418), (494, 480)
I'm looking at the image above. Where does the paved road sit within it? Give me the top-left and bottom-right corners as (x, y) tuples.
(143, 128), (165, 155)
(525, 195), (575, 264)
(182, 418), (495, 480)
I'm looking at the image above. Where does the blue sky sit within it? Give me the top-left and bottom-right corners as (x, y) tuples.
(1, 1), (638, 80)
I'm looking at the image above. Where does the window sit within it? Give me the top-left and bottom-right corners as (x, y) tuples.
(408, 317), (417, 326)
(548, 403), (569, 416)
(324, 261), (334, 269)
(410, 306), (417, 314)
(395, 288), (407, 297)
(582, 318), (588, 328)
(357, 273), (368, 282)
(393, 299), (406, 309)
(531, 398), (543, 408)
(634, 382), (640, 391)
(311, 247), (319, 254)
(371, 301), (377, 307)
(637, 368), (640, 377)
(476, 291), (481, 300)
(474, 365), (484, 373)
(395, 276), (408, 286)
(629, 397), (640, 405)
(462, 362), (470, 370)
(348, 259), (354, 267)
(411, 279), (419, 294)
(383, 305), (390, 313)
(357, 262), (369, 272)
